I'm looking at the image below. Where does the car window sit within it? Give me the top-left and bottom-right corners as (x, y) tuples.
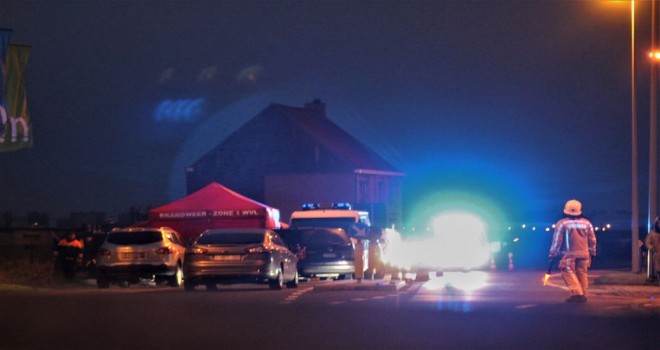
(106, 231), (163, 245)
(292, 230), (351, 246)
(197, 232), (265, 245)
(290, 218), (357, 231)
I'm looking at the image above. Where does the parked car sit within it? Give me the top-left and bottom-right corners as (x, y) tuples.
(280, 227), (355, 280)
(95, 227), (186, 289)
(183, 228), (298, 291)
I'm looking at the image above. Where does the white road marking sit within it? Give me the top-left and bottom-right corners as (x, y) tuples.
(280, 287), (313, 304)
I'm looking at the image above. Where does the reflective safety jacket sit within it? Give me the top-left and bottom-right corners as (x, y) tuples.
(57, 238), (83, 260)
(549, 216), (597, 258)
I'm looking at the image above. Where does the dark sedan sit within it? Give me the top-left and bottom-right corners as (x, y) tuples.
(281, 227), (355, 280)
(183, 228), (298, 291)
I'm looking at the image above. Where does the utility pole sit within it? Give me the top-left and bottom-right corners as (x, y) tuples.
(648, 0), (659, 279)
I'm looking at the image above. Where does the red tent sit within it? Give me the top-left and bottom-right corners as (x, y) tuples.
(146, 182), (281, 241)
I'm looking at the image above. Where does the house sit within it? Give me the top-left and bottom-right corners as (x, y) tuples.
(185, 99), (404, 228)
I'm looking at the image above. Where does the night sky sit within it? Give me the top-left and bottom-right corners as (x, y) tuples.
(0, 1), (655, 228)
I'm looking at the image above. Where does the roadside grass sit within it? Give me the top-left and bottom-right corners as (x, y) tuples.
(0, 259), (57, 288)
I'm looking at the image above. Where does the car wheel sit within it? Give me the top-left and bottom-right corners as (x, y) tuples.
(269, 268), (283, 290)
(286, 271), (299, 289)
(184, 280), (196, 292)
(338, 273), (353, 280)
(168, 264), (183, 288)
(96, 275), (110, 289)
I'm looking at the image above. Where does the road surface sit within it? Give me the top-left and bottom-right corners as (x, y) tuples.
(0, 271), (657, 349)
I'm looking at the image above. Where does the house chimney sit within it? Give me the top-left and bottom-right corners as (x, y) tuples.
(304, 99), (326, 117)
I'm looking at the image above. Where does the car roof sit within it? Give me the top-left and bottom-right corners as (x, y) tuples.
(291, 227), (347, 233)
(202, 228), (271, 234)
(111, 227), (176, 233)
(290, 210), (365, 219)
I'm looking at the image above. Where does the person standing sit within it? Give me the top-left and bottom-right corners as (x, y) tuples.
(548, 199), (597, 303)
(645, 217), (660, 283)
(349, 221), (368, 283)
(55, 231), (83, 280)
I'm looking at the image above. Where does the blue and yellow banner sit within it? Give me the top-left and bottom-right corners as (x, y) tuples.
(1, 38), (32, 152)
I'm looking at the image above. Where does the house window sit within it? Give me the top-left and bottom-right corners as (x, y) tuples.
(377, 177), (387, 202)
(358, 177), (370, 203)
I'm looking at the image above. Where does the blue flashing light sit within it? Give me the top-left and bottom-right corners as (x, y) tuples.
(302, 203), (320, 210)
(301, 202), (353, 210)
(332, 202), (352, 210)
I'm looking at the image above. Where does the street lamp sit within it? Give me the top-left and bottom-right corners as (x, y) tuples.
(630, 0), (642, 274)
(607, 0), (641, 273)
(648, 0), (659, 277)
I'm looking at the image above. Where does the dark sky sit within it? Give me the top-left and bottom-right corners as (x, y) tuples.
(0, 1), (654, 228)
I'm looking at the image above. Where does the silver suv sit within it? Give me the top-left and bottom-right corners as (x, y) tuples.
(96, 227), (186, 289)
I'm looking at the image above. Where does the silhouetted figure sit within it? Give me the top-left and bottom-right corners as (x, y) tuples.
(55, 231), (83, 280)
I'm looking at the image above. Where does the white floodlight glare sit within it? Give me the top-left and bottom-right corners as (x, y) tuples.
(381, 211), (491, 273)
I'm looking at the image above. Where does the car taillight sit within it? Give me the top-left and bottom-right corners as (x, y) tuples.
(186, 247), (208, 255)
(156, 247), (174, 255)
(246, 246), (268, 254)
(97, 248), (111, 257)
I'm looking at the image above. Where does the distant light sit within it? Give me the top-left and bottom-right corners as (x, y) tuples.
(595, 227), (600, 231)
(513, 237), (520, 242)
(606, 224), (612, 229)
(508, 226), (512, 230)
(649, 51), (660, 60)
(236, 65), (264, 85)
(545, 227), (551, 232)
(552, 224), (556, 229)
(522, 224), (526, 229)
(382, 212), (490, 271)
(532, 226), (536, 231)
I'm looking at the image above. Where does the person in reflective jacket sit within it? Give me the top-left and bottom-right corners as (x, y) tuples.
(548, 200), (597, 303)
(56, 231), (84, 280)
(645, 217), (660, 283)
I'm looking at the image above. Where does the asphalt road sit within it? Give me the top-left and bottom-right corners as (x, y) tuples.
(0, 271), (658, 350)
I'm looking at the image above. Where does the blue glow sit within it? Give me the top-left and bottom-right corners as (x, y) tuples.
(403, 155), (540, 238)
(154, 98), (206, 122)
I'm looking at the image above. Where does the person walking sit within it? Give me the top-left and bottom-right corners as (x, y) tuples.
(645, 217), (660, 283)
(548, 199), (597, 303)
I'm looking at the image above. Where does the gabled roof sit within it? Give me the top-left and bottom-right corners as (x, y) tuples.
(150, 182), (273, 215)
(268, 103), (402, 175)
(147, 182), (281, 240)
